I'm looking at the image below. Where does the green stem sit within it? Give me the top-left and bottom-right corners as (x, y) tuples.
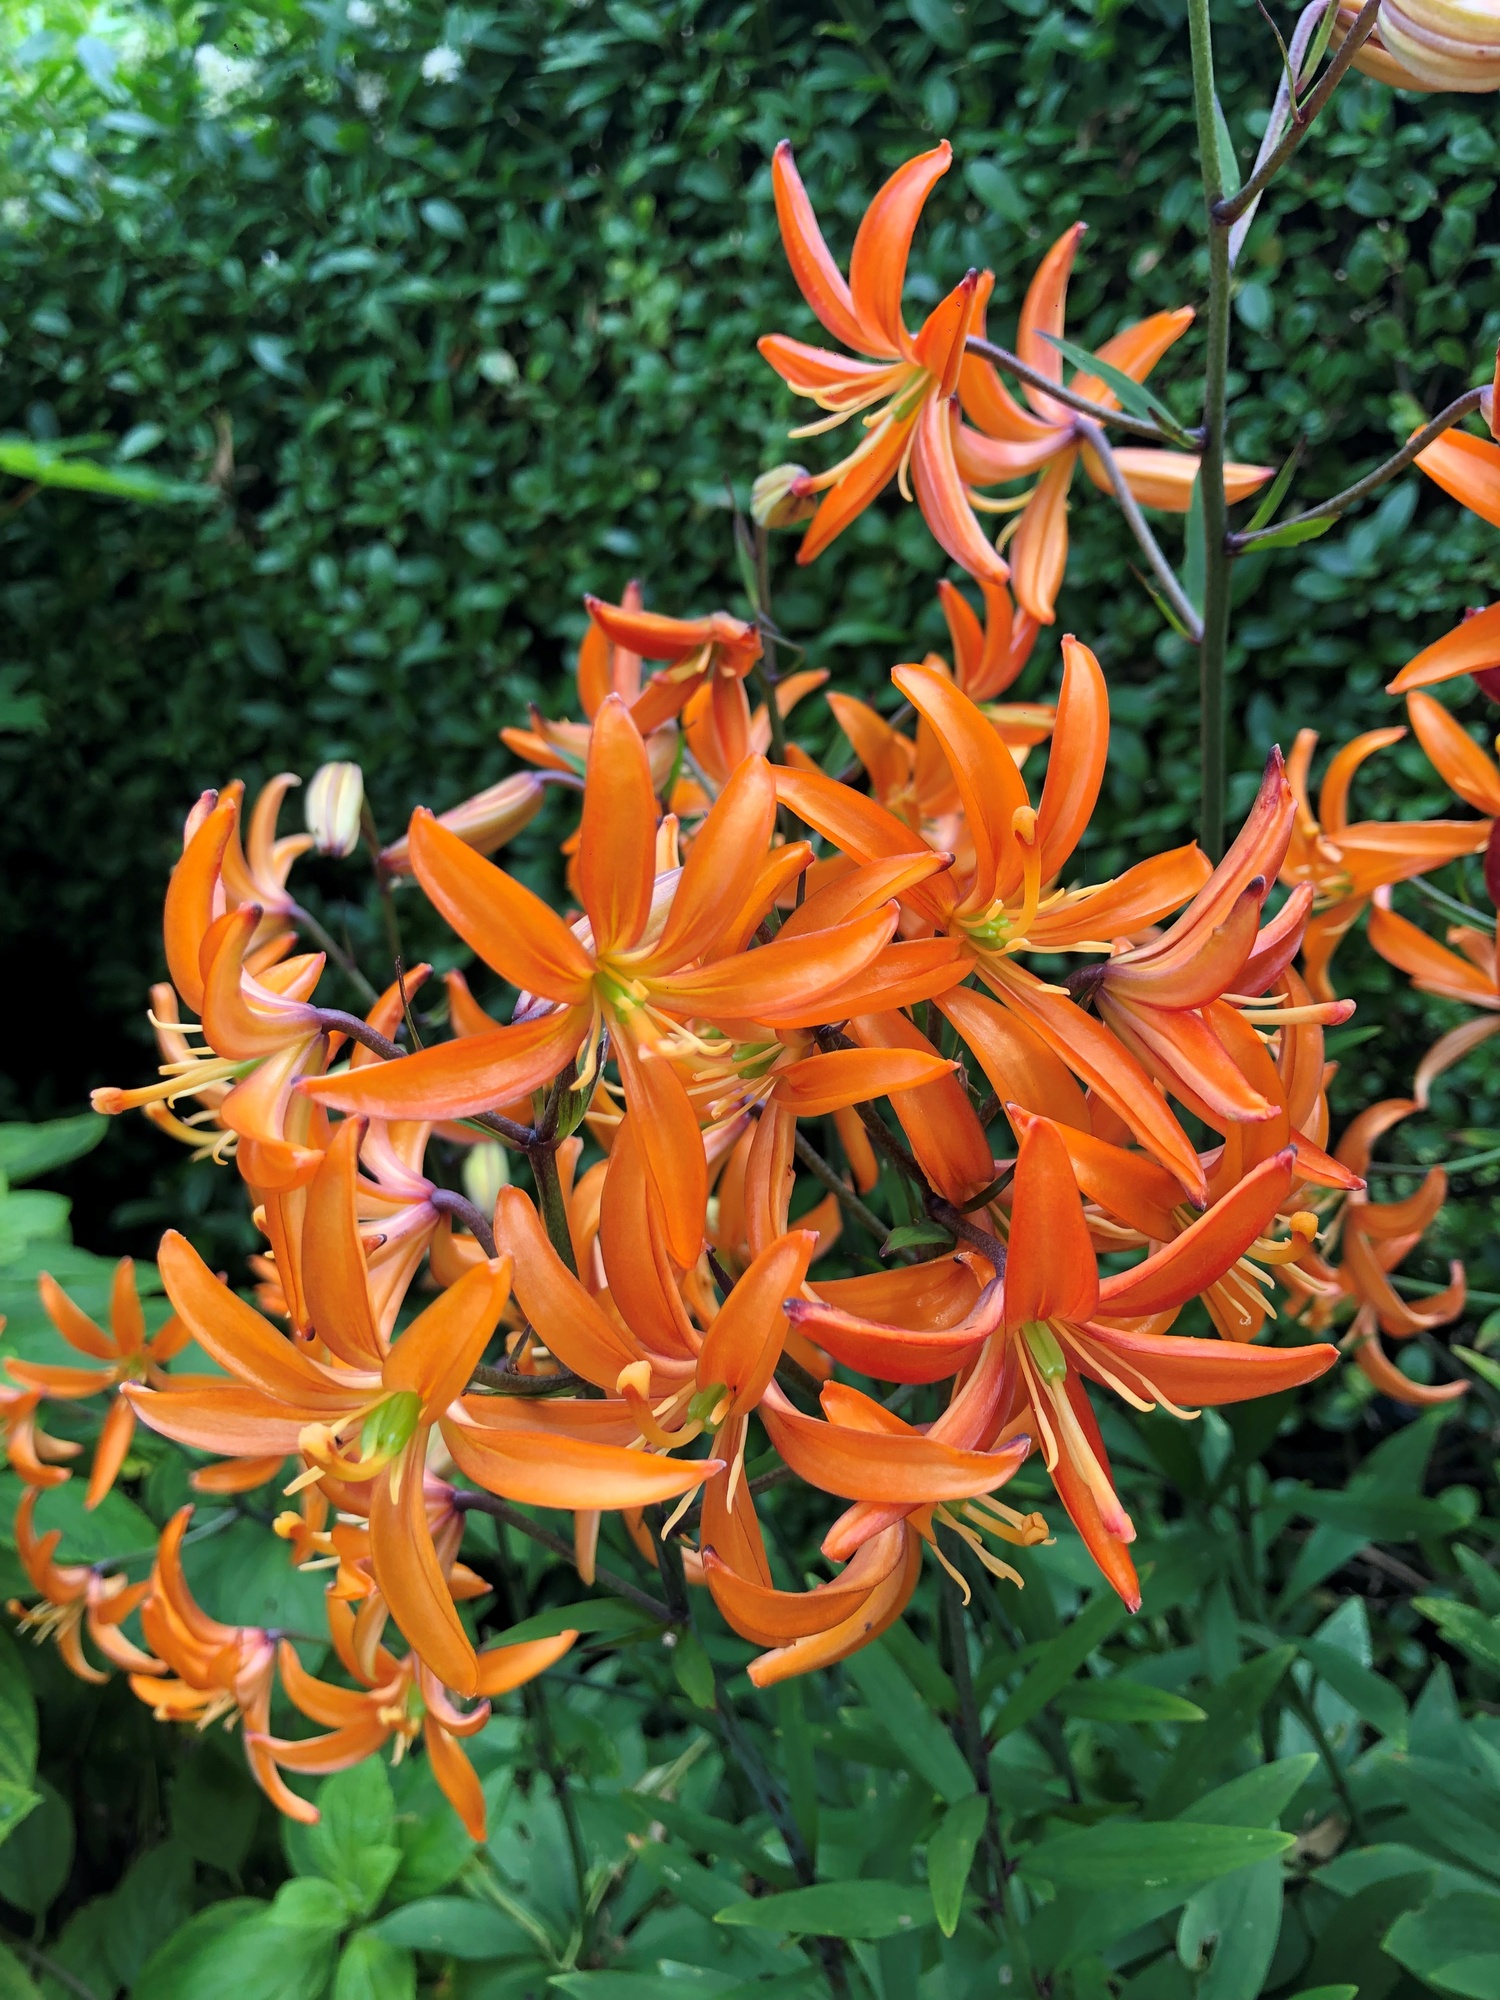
(1230, 386), (1488, 552)
(529, 1137), (578, 1274)
(290, 902), (381, 1009)
(1074, 418), (1204, 643)
(940, 1570), (1042, 1997)
(1188, 0), (1233, 864)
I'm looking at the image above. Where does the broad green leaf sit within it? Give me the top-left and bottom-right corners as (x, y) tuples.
(964, 157), (1028, 224)
(132, 1890), (331, 2000)
(1178, 1857), (1283, 2000)
(715, 1880), (935, 1939)
(287, 1762), (400, 1916)
(0, 1947), (40, 2000)
(1303, 1872), (1434, 1992)
(1038, 332), (1189, 439)
(1287, 1991), (1358, 2000)
(387, 1771), (477, 1903)
(1299, 1639), (1409, 1747)
(987, 1590), (1126, 1737)
(1381, 1756), (1500, 1874)
(1180, 1756), (1318, 1830)
(369, 1894), (532, 1960)
(928, 1793), (988, 1937)
(171, 1742), (261, 1877)
(1147, 1650), (1295, 1818)
(1293, 1488), (1464, 1541)
(671, 1630), (716, 1709)
(1415, 1597), (1500, 1676)
(0, 1630), (38, 1790)
(1019, 1821), (1293, 1894)
(0, 1786), (40, 1852)
(1384, 1890), (1500, 1994)
(0, 1779), (72, 1915)
(1055, 1681), (1206, 1724)
(1454, 1543), (1500, 1617)
(104, 1840), (195, 1989)
(333, 1931), (415, 2000)
(0, 1116), (105, 1184)
(843, 1642), (975, 1802)
(1279, 1410), (1450, 1609)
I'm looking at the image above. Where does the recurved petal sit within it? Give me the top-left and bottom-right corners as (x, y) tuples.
(652, 754), (779, 970)
(123, 1381), (312, 1456)
(848, 142), (952, 360)
(1003, 1113), (1100, 1330)
(301, 1006), (592, 1122)
(770, 141), (871, 354)
(302, 1119), (386, 1369)
(653, 905), (898, 1025)
(408, 809), (594, 1002)
(770, 1046), (953, 1115)
(1035, 636), (1108, 884)
(494, 1188), (641, 1388)
(799, 411), (919, 565)
(369, 1444), (478, 1694)
(1069, 306), (1195, 406)
(1079, 1318), (1338, 1406)
(1017, 222), (1085, 420)
(1009, 448), (1077, 626)
(385, 1259), (512, 1420)
(578, 696), (658, 954)
(1406, 689), (1500, 815)
(1416, 425), (1500, 529)
(164, 793), (237, 1016)
(746, 1526), (922, 1686)
(892, 660), (1029, 911)
(613, 1038), (707, 1269)
(1098, 1149), (1294, 1318)
(156, 1230), (349, 1404)
(442, 1413), (721, 1508)
(474, 1630), (577, 1698)
(760, 1385), (1029, 1503)
(697, 1230), (816, 1415)
(910, 393), (1012, 586)
(1389, 602), (1500, 694)
(937, 986), (1090, 1130)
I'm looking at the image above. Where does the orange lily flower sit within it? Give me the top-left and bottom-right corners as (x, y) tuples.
(1368, 884), (1500, 1013)
(1282, 722), (1491, 1000)
(584, 594), (763, 737)
(8, 1488), (160, 1684)
(1286, 1096), (1468, 1408)
(9, 1260), (189, 1508)
(937, 575), (1040, 701)
(0, 1381), (81, 1488)
(129, 1131), (514, 1694)
(956, 226), (1271, 623)
(1078, 753), (1354, 1133)
(130, 1507), (307, 1822)
(778, 646), (1218, 1194)
(252, 1594), (575, 1839)
(305, 705), (931, 1266)
(759, 140), (1009, 583)
(1388, 600), (1500, 697)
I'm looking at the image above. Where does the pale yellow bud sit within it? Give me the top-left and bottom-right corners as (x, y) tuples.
(380, 772), (545, 875)
(751, 463), (818, 529)
(305, 761), (365, 857)
(462, 1141), (511, 1216)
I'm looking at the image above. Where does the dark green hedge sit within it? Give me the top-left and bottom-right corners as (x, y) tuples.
(3, 0), (1500, 1262)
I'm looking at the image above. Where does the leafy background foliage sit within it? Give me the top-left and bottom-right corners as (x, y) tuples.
(2, 0), (1500, 1994)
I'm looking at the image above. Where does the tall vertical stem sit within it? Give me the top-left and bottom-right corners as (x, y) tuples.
(1188, 0), (1234, 863)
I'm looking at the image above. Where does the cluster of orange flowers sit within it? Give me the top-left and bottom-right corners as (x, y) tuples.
(5, 143), (1496, 1833)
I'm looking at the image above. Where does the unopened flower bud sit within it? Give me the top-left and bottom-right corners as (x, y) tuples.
(381, 773), (545, 876)
(752, 463), (818, 530)
(462, 1141), (511, 1217)
(305, 761), (364, 857)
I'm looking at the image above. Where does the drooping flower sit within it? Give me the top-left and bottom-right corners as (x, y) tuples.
(758, 140), (1010, 582)
(8, 1489), (160, 1684)
(8, 1260), (188, 1508)
(956, 226), (1272, 622)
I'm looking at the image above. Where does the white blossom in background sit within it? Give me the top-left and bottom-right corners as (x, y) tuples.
(193, 44), (257, 111)
(354, 72), (387, 113)
(347, 0), (377, 23)
(420, 44), (463, 83)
